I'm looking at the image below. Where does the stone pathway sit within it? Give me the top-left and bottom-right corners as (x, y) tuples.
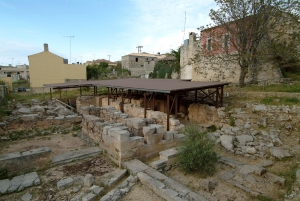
(0, 172), (40, 194)
(123, 159), (207, 201)
(52, 147), (102, 166)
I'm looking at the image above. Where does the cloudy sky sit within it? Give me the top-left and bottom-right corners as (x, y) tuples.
(0, 0), (215, 66)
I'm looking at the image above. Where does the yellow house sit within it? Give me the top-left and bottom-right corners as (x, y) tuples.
(28, 44), (87, 88)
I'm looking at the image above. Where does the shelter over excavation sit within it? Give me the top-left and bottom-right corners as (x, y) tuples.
(44, 78), (230, 130)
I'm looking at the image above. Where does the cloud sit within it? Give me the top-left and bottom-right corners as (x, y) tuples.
(0, 1), (14, 9)
(127, 0), (215, 54)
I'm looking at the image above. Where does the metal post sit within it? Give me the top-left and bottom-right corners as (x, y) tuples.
(144, 92), (146, 118)
(175, 93), (178, 118)
(107, 87), (110, 105)
(167, 93), (170, 131)
(216, 87), (219, 108)
(220, 86), (224, 107)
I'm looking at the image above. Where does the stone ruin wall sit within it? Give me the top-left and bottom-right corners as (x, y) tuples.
(78, 104), (185, 166)
(77, 96), (185, 132)
(0, 100), (82, 136)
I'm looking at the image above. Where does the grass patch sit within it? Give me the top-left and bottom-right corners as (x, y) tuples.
(279, 163), (298, 193)
(252, 194), (275, 201)
(260, 97), (274, 104)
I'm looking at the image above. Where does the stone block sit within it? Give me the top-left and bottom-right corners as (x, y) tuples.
(113, 130), (131, 142)
(89, 185), (104, 195)
(143, 126), (156, 136)
(145, 133), (163, 144)
(126, 118), (146, 129)
(114, 136), (144, 152)
(20, 114), (40, 122)
(122, 159), (149, 175)
(52, 116), (65, 125)
(163, 131), (175, 140)
(103, 126), (113, 135)
(149, 124), (164, 134)
(57, 177), (74, 191)
(84, 174), (94, 187)
(8, 175), (25, 193)
(101, 169), (127, 187)
(149, 159), (167, 170)
(0, 179), (10, 194)
(21, 192), (32, 201)
(82, 193), (97, 201)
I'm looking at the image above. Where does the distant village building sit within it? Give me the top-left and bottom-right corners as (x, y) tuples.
(121, 52), (166, 77)
(0, 64), (29, 81)
(85, 59), (117, 67)
(28, 44), (87, 91)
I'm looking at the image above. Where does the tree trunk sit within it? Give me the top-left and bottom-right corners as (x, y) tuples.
(238, 67), (248, 87)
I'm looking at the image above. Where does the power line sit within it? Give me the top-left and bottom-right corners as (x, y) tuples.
(63, 35), (74, 64)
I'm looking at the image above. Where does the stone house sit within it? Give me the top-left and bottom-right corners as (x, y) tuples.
(121, 52), (166, 77)
(28, 44), (87, 91)
(180, 16), (298, 83)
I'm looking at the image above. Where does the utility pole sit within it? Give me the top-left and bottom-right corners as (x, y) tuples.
(107, 55), (111, 61)
(63, 35), (74, 64)
(136, 46), (143, 53)
(9, 58), (14, 66)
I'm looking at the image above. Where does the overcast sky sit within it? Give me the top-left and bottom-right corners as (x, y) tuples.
(0, 0), (215, 66)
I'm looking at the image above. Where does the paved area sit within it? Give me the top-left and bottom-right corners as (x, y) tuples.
(52, 147), (102, 166)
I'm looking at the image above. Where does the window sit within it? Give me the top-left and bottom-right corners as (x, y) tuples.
(136, 58), (138, 62)
(206, 38), (212, 51)
(223, 34), (230, 50)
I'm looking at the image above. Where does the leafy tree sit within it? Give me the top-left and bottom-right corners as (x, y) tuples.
(150, 47), (181, 79)
(178, 125), (219, 176)
(86, 62), (110, 80)
(202, 0), (300, 87)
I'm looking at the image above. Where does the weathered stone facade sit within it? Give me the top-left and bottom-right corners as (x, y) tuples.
(180, 32), (282, 84)
(121, 53), (165, 77)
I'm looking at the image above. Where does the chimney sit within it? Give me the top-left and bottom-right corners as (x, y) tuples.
(44, 43), (49, 51)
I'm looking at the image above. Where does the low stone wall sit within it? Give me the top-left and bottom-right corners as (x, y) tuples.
(80, 105), (185, 166)
(0, 147), (51, 174)
(0, 114), (82, 135)
(0, 100), (83, 136)
(76, 96), (185, 132)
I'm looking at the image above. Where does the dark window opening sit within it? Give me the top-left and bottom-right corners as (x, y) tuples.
(136, 58), (138, 62)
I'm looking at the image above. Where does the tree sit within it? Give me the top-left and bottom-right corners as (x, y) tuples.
(86, 62), (110, 80)
(204, 0), (300, 87)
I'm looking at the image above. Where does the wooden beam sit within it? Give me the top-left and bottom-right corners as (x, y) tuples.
(167, 93), (170, 131)
(144, 92), (146, 118)
(221, 86), (224, 107)
(152, 92), (155, 110)
(107, 87), (110, 105)
(50, 88), (52, 100)
(121, 89), (124, 113)
(129, 89), (132, 103)
(216, 87), (219, 108)
(175, 92), (178, 118)
(80, 86), (82, 96)
(59, 89), (61, 99)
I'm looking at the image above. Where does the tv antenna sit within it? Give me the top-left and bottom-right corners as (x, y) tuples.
(136, 46), (143, 53)
(182, 11), (186, 45)
(107, 55), (111, 61)
(9, 58), (14, 66)
(63, 35), (74, 64)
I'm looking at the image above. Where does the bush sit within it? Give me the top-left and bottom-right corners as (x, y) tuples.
(178, 125), (219, 176)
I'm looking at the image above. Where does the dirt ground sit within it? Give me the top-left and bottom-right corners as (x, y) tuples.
(0, 132), (88, 156)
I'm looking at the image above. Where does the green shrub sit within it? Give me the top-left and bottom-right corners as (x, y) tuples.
(279, 163), (298, 193)
(229, 114), (235, 127)
(178, 125), (219, 176)
(284, 97), (299, 103)
(0, 168), (8, 180)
